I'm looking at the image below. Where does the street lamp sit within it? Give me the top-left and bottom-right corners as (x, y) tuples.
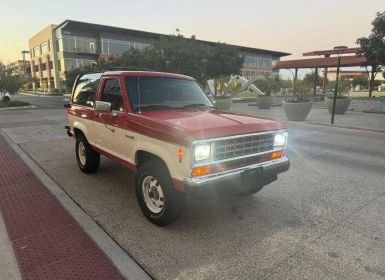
(331, 46), (348, 124)
(21, 50), (30, 77)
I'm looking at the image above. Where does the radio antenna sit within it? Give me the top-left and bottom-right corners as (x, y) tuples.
(137, 76), (141, 113)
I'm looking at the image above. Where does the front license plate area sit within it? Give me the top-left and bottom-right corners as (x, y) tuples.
(242, 167), (262, 185)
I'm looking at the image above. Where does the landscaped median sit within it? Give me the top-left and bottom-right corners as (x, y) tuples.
(0, 100), (31, 109)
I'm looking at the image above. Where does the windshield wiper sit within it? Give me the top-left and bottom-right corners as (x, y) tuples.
(139, 104), (177, 111)
(182, 103), (212, 109)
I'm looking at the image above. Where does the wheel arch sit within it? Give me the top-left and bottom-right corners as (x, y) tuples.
(72, 122), (89, 140)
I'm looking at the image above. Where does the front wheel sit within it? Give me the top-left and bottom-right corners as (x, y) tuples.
(75, 133), (100, 173)
(135, 160), (185, 226)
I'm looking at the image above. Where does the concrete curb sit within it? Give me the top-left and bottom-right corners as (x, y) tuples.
(0, 106), (36, 111)
(17, 92), (64, 97)
(0, 130), (152, 280)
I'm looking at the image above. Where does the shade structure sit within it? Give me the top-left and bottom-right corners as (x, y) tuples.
(273, 55), (367, 70)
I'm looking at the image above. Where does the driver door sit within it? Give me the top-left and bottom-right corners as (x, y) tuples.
(94, 78), (128, 159)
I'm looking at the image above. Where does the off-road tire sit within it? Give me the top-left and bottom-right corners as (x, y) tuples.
(75, 133), (100, 173)
(135, 160), (186, 226)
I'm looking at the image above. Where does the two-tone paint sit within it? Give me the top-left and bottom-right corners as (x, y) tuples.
(67, 71), (287, 191)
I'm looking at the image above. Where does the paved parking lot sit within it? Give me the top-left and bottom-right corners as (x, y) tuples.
(1, 97), (385, 279)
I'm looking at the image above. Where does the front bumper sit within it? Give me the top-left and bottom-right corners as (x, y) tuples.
(184, 156), (290, 187)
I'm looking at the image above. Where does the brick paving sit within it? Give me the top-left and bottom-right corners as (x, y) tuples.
(0, 134), (125, 280)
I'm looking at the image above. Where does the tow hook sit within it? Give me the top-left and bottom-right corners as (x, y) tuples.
(65, 125), (73, 137)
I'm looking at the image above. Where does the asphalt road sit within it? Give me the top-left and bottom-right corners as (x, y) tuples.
(1, 100), (385, 279)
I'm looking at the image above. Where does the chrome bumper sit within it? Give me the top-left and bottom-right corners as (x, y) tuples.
(184, 156), (290, 187)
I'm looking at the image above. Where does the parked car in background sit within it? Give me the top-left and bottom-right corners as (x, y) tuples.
(377, 84), (385, 91)
(0, 90), (11, 103)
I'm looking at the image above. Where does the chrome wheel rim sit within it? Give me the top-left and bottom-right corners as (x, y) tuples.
(78, 142), (86, 166)
(142, 176), (165, 214)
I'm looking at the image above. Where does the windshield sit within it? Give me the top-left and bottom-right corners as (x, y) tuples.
(125, 76), (214, 112)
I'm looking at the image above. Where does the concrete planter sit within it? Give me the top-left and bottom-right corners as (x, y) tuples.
(282, 101), (312, 121)
(214, 98), (232, 111)
(256, 96), (273, 109)
(326, 98), (351, 114)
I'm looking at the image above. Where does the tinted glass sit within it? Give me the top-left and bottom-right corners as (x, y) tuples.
(101, 79), (124, 112)
(72, 73), (101, 107)
(125, 77), (213, 112)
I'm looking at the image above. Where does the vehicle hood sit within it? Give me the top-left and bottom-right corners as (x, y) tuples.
(139, 109), (286, 143)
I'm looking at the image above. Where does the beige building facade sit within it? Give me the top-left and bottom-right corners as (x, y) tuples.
(7, 60), (31, 77)
(29, 20), (289, 91)
(28, 25), (59, 90)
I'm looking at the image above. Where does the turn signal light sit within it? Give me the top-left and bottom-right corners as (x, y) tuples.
(191, 166), (210, 177)
(178, 148), (184, 163)
(271, 151), (283, 160)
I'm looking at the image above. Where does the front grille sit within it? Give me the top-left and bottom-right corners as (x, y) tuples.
(213, 133), (275, 161)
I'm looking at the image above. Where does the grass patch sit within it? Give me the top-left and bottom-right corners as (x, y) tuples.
(0, 100), (31, 108)
(348, 91), (385, 98)
(233, 91), (257, 98)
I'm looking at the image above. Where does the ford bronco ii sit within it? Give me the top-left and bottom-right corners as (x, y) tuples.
(65, 71), (289, 225)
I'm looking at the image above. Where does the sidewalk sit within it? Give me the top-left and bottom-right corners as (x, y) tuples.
(0, 134), (125, 280)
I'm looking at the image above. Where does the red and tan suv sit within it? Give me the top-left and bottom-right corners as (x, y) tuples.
(65, 71), (289, 225)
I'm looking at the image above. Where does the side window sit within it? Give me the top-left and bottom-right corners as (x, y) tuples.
(72, 73), (101, 107)
(101, 79), (124, 112)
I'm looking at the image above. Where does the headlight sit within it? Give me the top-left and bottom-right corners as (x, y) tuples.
(194, 144), (211, 161)
(274, 131), (288, 148)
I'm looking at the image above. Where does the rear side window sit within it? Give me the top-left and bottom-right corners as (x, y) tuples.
(72, 73), (101, 107)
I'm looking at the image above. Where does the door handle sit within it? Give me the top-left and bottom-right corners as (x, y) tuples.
(98, 113), (115, 133)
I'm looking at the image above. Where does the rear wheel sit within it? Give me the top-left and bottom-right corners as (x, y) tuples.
(2, 96), (10, 103)
(75, 133), (100, 173)
(135, 160), (185, 226)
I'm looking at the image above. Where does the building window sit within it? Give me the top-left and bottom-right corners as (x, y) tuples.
(62, 36), (76, 52)
(244, 56), (257, 67)
(75, 37), (96, 53)
(41, 42), (49, 54)
(33, 46), (41, 57)
(100, 38), (151, 55)
(64, 58), (94, 70)
(57, 60), (61, 71)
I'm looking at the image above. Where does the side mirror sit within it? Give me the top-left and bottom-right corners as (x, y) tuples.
(95, 101), (111, 113)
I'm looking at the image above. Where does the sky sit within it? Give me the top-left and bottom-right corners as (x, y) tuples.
(0, 0), (384, 77)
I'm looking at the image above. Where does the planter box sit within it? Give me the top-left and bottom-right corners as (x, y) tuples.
(256, 96), (273, 109)
(326, 98), (351, 114)
(214, 98), (232, 111)
(282, 101), (312, 121)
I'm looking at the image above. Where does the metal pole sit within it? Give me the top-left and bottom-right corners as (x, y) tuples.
(22, 52), (26, 77)
(331, 55), (341, 124)
(313, 67), (318, 96)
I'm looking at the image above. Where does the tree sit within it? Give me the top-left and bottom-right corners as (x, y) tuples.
(303, 70), (323, 87)
(327, 77), (351, 96)
(254, 77), (282, 96)
(356, 12), (385, 97)
(116, 34), (243, 87)
(352, 75), (368, 89)
(0, 62), (22, 94)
